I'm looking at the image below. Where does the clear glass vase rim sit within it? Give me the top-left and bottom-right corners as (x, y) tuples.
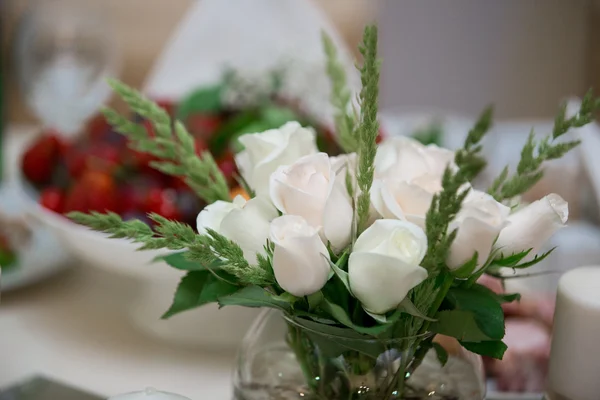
(283, 313), (433, 343)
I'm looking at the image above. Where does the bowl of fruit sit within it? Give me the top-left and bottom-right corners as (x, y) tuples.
(16, 76), (344, 347)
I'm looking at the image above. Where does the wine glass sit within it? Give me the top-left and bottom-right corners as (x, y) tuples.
(13, 0), (119, 138)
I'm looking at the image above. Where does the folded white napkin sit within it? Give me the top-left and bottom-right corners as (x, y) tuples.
(143, 0), (359, 127)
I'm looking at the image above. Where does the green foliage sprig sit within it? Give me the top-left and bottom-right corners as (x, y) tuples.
(355, 25), (381, 233)
(104, 80), (230, 204)
(489, 90), (600, 201)
(68, 211), (161, 247)
(408, 108), (493, 339)
(421, 107), (492, 273)
(68, 211), (273, 286)
(322, 33), (359, 153)
(188, 228), (273, 286)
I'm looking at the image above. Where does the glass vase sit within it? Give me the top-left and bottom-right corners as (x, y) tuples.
(233, 310), (486, 400)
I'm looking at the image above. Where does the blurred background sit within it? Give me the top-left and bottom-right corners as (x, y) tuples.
(1, 0), (377, 122)
(2, 0), (600, 399)
(4, 0), (600, 121)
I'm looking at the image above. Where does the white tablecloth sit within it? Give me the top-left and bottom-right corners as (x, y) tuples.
(0, 266), (234, 399)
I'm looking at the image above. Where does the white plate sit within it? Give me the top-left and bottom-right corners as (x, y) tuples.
(0, 182), (71, 292)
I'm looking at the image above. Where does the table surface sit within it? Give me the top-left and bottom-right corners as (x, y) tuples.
(0, 266), (234, 399)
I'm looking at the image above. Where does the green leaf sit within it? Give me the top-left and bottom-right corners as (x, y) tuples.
(177, 84), (223, 120)
(321, 253), (351, 311)
(492, 249), (532, 267)
(162, 271), (239, 319)
(496, 293), (521, 303)
(217, 285), (291, 312)
(399, 298), (436, 321)
(289, 316), (386, 359)
(460, 340), (507, 360)
(325, 256), (352, 294)
(291, 315), (370, 340)
(364, 309), (387, 323)
(273, 292), (301, 304)
(320, 299), (392, 336)
(209, 110), (258, 157)
(413, 123), (443, 146)
(306, 291), (324, 310)
(445, 285), (505, 340)
(432, 342), (449, 367)
(0, 249), (18, 272)
(512, 247), (556, 269)
(156, 251), (212, 271)
(451, 252), (479, 279)
(320, 298), (355, 328)
(430, 310), (492, 342)
(260, 105), (298, 126)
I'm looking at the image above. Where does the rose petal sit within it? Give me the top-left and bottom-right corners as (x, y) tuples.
(495, 194), (568, 261)
(220, 196), (278, 264)
(349, 252), (427, 314)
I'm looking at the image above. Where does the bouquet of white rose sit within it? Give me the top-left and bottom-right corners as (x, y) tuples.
(71, 26), (597, 399)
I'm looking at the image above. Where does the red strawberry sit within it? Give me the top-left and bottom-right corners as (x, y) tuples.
(186, 114), (222, 140)
(64, 171), (117, 214)
(155, 99), (176, 117)
(66, 150), (88, 179)
(0, 234), (10, 250)
(63, 182), (89, 213)
(195, 138), (209, 156)
(170, 176), (189, 191)
(118, 184), (148, 215)
(39, 187), (65, 213)
(376, 127), (386, 144)
(86, 144), (121, 174)
(322, 128), (336, 144)
(121, 145), (157, 171)
(145, 188), (182, 221)
(22, 134), (62, 184)
(87, 114), (112, 142)
(43, 130), (72, 157)
(85, 171), (118, 213)
(217, 151), (238, 184)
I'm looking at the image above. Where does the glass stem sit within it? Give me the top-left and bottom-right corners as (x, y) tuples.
(395, 348), (410, 398)
(407, 337), (433, 376)
(287, 324), (318, 391)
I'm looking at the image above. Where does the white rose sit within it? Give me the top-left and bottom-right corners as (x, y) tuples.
(330, 152), (358, 187)
(374, 136), (455, 181)
(370, 137), (455, 228)
(447, 190), (510, 271)
(270, 153), (353, 251)
(196, 196), (244, 235)
(235, 121), (318, 195)
(196, 195), (278, 264)
(270, 215), (331, 296)
(370, 176), (437, 228)
(331, 152), (383, 225)
(348, 219), (428, 314)
(495, 194), (568, 261)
